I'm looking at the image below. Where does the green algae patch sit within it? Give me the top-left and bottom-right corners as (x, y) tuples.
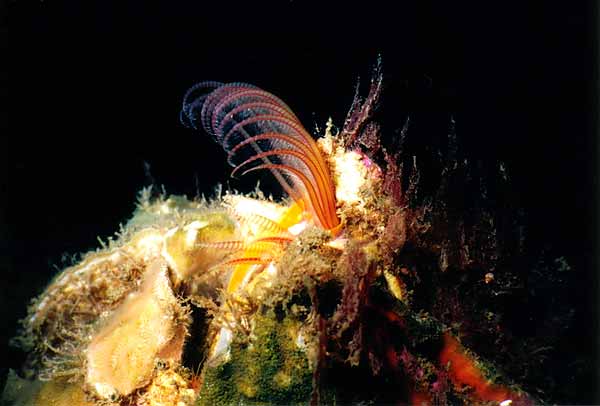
(197, 311), (313, 405)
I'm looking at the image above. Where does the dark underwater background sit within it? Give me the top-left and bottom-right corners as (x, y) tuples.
(2, 0), (598, 404)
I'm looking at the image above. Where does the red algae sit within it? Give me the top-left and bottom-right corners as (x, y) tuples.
(440, 332), (532, 405)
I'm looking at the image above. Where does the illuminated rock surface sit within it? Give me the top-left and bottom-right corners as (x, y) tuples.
(4, 69), (570, 405)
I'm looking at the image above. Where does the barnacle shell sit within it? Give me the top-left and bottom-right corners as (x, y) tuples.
(85, 259), (188, 398)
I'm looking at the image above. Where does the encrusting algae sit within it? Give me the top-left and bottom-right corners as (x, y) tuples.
(5, 61), (552, 405)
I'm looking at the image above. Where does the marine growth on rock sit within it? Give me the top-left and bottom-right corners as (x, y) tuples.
(5, 60), (565, 406)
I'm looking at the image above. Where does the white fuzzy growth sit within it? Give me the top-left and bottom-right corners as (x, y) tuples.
(266, 261), (278, 276)
(93, 382), (118, 400)
(210, 327), (233, 364)
(161, 227), (180, 274)
(183, 220), (208, 248)
(131, 230), (165, 262)
(295, 331), (306, 349)
(288, 220), (307, 236)
(333, 149), (367, 206)
(318, 130), (369, 210)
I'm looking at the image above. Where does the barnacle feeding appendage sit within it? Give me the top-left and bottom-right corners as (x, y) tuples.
(181, 82), (341, 237)
(180, 82), (349, 295)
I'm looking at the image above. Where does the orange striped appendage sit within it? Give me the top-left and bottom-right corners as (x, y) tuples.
(181, 82), (341, 236)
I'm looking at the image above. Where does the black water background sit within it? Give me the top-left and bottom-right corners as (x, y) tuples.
(2, 0), (597, 403)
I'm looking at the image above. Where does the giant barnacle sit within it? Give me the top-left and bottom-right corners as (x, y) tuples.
(5, 69), (546, 406)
